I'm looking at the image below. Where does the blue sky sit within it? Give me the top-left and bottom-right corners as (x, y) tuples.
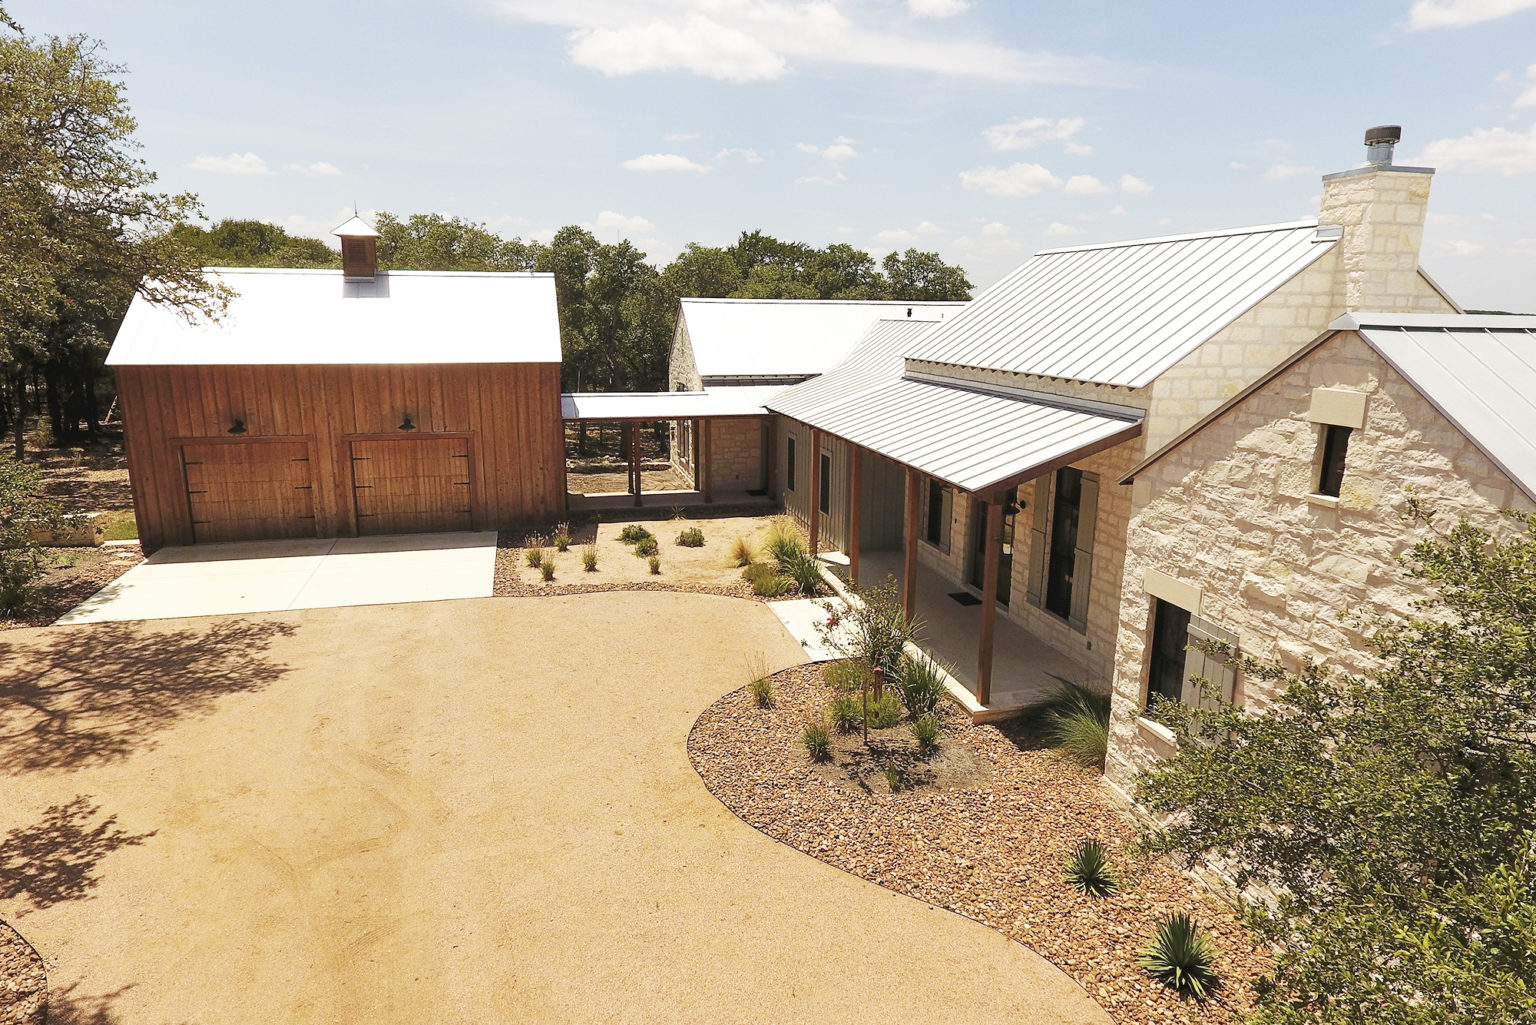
(13, 0), (1536, 309)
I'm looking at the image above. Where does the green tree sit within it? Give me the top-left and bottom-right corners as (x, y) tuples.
(0, 453), (61, 614)
(883, 249), (973, 300)
(803, 243), (887, 299)
(170, 219), (337, 269)
(731, 263), (820, 300)
(374, 212), (535, 272)
(1137, 505), (1536, 1025)
(660, 243), (742, 299)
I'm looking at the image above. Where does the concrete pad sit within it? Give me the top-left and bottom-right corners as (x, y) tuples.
(56, 531), (497, 624)
(770, 596), (858, 661)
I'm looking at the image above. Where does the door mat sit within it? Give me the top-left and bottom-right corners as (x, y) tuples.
(948, 591), (982, 606)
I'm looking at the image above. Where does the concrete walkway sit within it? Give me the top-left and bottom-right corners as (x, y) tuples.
(0, 594), (1107, 1025)
(57, 531), (497, 624)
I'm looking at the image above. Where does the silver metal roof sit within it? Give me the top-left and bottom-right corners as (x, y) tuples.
(907, 220), (1337, 388)
(1337, 313), (1536, 502)
(769, 319), (1142, 493)
(561, 386), (784, 421)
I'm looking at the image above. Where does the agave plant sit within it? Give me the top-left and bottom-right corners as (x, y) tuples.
(1064, 839), (1118, 897)
(1137, 912), (1220, 999)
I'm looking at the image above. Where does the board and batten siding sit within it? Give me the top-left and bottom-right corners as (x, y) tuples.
(777, 415), (853, 553)
(117, 362), (565, 549)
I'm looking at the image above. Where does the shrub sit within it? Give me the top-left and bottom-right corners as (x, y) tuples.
(1064, 839), (1119, 898)
(749, 675), (774, 708)
(525, 545), (545, 568)
(1040, 682), (1112, 768)
(880, 765), (902, 793)
(634, 537), (659, 557)
(553, 523), (571, 552)
(910, 713), (941, 752)
(648, 554), (661, 574)
(742, 564), (793, 598)
(676, 526), (705, 548)
(824, 658), (875, 693)
(781, 549), (822, 596)
(619, 524), (654, 544)
(1137, 913), (1219, 999)
(894, 652), (950, 719)
(728, 535), (759, 567)
(801, 716), (832, 762)
(764, 515), (807, 566)
(582, 545), (598, 571)
(829, 693), (863, 734)
(865, 691), (902, 729)
(540, 560), (556, 582)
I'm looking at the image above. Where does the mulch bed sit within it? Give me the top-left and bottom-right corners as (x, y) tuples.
(1, 545), (143, 631)
(688, 664), (1269, 1025)
(0, 921), (45, 1025)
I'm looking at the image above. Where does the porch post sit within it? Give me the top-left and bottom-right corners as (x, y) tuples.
(849, 445), (862, 587)
(977, 492), (1004, 707)
(690, 418), (701, 489)
(903, 467), (919, 617)
(808, 427), (822, 555)
(629, 421), (642, 507)
(701, 418), (714, 504)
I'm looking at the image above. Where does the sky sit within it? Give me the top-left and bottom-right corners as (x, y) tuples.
(11, 0), (1536, 310)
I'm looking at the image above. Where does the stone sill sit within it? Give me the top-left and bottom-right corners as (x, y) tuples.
(1137, 715), (1178, 755)
(1306, 493), (1341, 510)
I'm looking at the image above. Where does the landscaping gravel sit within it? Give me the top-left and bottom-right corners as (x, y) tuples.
(0, 921), (45, 1025)
(688, 664), (1270, 1025)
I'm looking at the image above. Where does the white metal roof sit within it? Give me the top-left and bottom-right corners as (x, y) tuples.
(769, 318), (1142, 493)
(107, 268), (562, 366)
(680, 298), (967, 380)
(332, 214), (380, 237)
(561, 385), (785, 420)
(907, 220), (1338, 388)
(1337, 313), (1536, 501)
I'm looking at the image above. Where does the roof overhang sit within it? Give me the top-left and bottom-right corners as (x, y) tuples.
(561, 386), (783, 421)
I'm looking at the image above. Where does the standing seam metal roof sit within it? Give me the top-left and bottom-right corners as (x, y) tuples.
(907, 221), (1337, 387)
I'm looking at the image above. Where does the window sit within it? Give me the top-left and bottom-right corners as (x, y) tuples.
(924, 480), (952, 550)
(1045, 467), (1083, 619)
(818, 452), (831, 515)
(1147, 598), (1192, 705)
(1316, 424), (1351, 498)
(786, 437), (797, 491)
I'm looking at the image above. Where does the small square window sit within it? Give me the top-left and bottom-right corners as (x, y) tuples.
(1316, 424), (1351, 498)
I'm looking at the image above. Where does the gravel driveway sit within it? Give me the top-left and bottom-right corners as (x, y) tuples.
(0, 593), (1107, 1024)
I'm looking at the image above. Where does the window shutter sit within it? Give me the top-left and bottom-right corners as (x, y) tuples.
(1183, 615), (1239, 710)
(1025, 475), (1051, 607)
(1067, 473), (1099, 633)
(940, 486), (953, 552)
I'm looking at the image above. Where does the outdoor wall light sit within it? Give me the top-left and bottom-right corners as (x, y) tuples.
(398, 414), (417, 431)
(227, 418), (247, 435)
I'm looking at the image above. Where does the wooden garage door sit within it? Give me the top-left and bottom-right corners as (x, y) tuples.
(181, 440), (316, 543)
(350, 437), (472, 535)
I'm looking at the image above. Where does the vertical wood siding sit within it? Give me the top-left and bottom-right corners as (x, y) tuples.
(117, 363), (566, 549)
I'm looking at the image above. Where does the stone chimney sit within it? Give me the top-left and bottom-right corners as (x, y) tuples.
(332, 213), (380, 280)
(1317, 125), (1435, 312)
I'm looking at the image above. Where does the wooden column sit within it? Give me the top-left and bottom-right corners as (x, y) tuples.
(701, 419), (714, 504)
(977, 493), (1004, 707)
(849, 446), (862, 586)
(903, 467), (920, 617)
(808, 427), (822, 555)
(629, 421), (642, 507)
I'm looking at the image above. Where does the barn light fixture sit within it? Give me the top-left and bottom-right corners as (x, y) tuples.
(227, 418), (247, 435)
(398, 414), (417, 432)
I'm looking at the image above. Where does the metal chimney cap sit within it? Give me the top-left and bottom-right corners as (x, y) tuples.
(1364, 125), (1401, 146)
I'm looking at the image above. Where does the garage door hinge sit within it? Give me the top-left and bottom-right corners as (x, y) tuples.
(295, 485), (313, 490)
(187, 489), (208, 495)
(355, 484), (373, 489)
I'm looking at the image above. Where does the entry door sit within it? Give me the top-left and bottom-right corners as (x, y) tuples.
(180, 440), (315, 543)
(350, 437), (472, 535)
(968, 493), (1017, 605)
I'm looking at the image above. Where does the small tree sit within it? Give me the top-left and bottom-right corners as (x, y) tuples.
(0, 454), (62, 614)
(1136, 508), (1536, 1025)
(816, 574), (919, 679)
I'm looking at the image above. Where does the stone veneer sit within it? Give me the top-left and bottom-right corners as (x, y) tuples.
(1105, 330), (1535, 796)
(709, 417), (766, 492)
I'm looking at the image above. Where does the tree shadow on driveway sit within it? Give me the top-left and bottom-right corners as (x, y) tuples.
(0, 796), (154, 910)
(0, 618), (297, 773)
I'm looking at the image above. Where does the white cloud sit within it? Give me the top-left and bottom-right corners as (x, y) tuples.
(982, 116), (1090, 154)
(622, 152), (711, 172)
(664, 131), (700, 141)
(795, 171), (848, 185)
(1119, 173), (1154, 195)
(714, 146), (762, 163)
(1515, 64), (1536, 108)
(283, 161), (343, 177)
(1228, 160), (1248, 170)
(1414, 123), (1536, 174)
(1263, 162), (1316, 180)
(908, 0), (970, 17)
(980, 221), (1009, 236)
(916, 220), (942, 234)
(958, 162), (1061, 197)
(595, 210), (656, 233)
(1063, 173), (1110, 195)
(529, 226), (560, 245)
(490, 1), (1117, 85)
(1407, 0), (1536, 30)
(874, 228), (918, 246)
(188, 152), (271, 175)
(1045, 222), (1084, 239)
(800, 137), (857, 163)
(1440, 238), (1486, 257)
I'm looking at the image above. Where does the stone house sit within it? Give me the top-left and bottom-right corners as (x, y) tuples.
(1104, 312), (1536, 799)
(759, 126), (1460, 720)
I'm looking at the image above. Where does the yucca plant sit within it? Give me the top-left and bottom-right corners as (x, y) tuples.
(1040, 681), (1112, 768)
(782, 549), (822, 596)
(909, 713), (941, 752)
(1064, 839), (1118, 897)
(894, 651), (950, 719)
(1137, 913), (1219, 1000)
(801, 716), (832, 762)
(829, 693), (863, 734)
(763, 515), (806, 566)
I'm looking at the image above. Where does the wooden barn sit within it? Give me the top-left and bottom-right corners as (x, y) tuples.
(107, 217), (566, 551)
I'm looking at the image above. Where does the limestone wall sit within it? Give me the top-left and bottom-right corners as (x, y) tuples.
(669, 319), (702, 392)
(709, 417), (765, 492)
(1106, 330), (1534, 793)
